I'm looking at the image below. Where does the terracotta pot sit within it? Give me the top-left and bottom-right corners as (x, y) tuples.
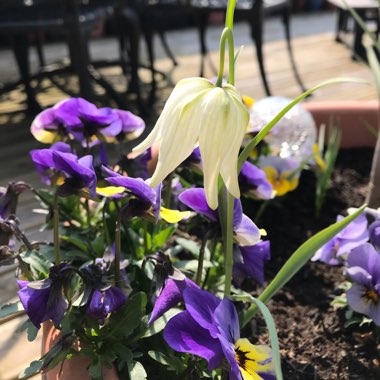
(302, 100), (380, 148)
(41, 322), (119, 380)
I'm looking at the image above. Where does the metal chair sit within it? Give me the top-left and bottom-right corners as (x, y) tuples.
(0, 0), (143, 113)
(194, 0), (307, 95)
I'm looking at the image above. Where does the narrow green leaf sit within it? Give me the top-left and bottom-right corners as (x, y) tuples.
(234, 295), (282, 380)
(238, 77), (368, 171)
(242, 205), (366, 327)
(153, 226), (175, 249)
(0, 301), (23, 319)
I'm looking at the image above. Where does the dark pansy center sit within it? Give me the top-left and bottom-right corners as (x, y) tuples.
(363, 289), (379, 304)
(235, 346), (255, 372)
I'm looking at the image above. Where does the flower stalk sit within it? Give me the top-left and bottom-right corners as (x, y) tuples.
(53, 191), (61, 265)
(114, 212), (122, 286)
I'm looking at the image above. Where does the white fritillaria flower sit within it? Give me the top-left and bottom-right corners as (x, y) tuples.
(133, 77), (249, 209)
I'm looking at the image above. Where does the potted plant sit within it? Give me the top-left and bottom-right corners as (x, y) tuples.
(0, 2), (369, 379)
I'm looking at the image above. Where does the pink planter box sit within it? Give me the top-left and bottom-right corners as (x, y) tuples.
(302, 100), (380, 148)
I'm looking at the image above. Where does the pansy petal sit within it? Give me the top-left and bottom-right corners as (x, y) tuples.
(103, 287), (128, 314)
(214, 298), (240, 343)
(164, 311), (224, 370)
(160, 207), (191, 224)
(346, 283), (372, 317)
(96, 186), (125, 198)
(234, 215), (261, 247)
(105, 176), (156, 205)
(182, 287), (220, 338)
(149, 278), (198, 324)
(178, 188), (218, 221)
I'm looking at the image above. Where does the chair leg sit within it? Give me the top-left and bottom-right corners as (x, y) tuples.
(281, 7), (307, 93)
(11, 34), (41, 114)
(143, 27), (157, 104)
(250, 4), (271, 96)
(196, 11), (209, 77)
(158, 31), (178, 67)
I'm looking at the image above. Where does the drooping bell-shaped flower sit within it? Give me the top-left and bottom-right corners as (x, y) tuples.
(133, 77), (250, 210)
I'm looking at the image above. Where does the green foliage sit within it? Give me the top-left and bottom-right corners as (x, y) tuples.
(315, 126), (341, 216)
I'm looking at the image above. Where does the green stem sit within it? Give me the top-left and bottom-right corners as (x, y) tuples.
(202, 239), (218, 289)
(163, 172), (174, 208)
(53, 192), (61, 265)
(84, 198), (91, 228)
(195, 232), (209, 285)
(218, 185), (234, 296)
(215, 28), (235, 87)
(102, 199), (111, 246)
(114, 213), (122, 286)
(225, 0), (237, 30)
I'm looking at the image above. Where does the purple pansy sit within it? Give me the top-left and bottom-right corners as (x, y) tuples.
(178, 188), (261, 246)
(17, 263), (71, 328)
(311, 213), (369, 265)
(146, 251), (198, 324)
(87, 287), (127, 321)
(346, 243), (380, 325)
(31, 98), (121, 144)
(103, 167), (161, 221)
(164, 287), (275, 379)
(111, 109), (145, 143)
(239, 161), (274, 200)
(81, 253), (129, 322)
(369, 220), (380, 252)
(30, 147), (97, 197)
(233, 241), (271, 287)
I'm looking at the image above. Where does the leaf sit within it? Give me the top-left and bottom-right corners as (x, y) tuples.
(21, 250), (51, 278)
(148, 351), (183, 373)
(153, 226), (175, 248)
(26, 320), (39, 342)
(234, 295), (283, 380)
(128, 361), (147, 380)
(18, 360), (43, 379)
(140, 308), (181, 339)
(241, 205), (366, 327)
(106, 292), (147, 338)
(0, 301), (23, 319)
(175, 237), (210, 259)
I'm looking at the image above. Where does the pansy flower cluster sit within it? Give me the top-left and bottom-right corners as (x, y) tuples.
(312, 208), (380, 325)
(0, 95), (279, 379)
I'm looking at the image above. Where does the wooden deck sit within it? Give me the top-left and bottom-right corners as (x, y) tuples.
(0, 28), (378, 379)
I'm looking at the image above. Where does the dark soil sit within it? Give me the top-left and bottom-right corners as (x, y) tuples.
(246, 148), (380, 380)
